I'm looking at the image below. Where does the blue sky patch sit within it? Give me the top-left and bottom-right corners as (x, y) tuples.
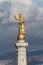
(32, 0), (43, 7)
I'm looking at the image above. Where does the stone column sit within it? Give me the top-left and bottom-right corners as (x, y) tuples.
(16, 40), (28, 65)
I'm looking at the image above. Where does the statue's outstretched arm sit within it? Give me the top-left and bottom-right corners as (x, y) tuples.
(14, 16), (19, 20)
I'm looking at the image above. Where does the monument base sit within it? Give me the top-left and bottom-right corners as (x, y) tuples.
(16, 40), (28, 65)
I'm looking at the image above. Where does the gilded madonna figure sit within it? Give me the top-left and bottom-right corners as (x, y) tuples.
(14, 13), (25, 40)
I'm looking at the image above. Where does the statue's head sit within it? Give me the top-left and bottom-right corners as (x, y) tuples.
(19, 13), (22, 17)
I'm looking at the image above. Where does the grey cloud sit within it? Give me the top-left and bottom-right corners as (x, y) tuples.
(25, 22), (43, 39)
(0, 2), (11, 24)
(0, 0), (35, 24)
(0, 0), (43, 24)
(0, 24), (17, 53)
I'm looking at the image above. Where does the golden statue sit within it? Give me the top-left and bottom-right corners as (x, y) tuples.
(14, 13), (25, 40)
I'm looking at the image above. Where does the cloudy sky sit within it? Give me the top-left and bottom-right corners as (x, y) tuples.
(0, 0), (43, 54)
